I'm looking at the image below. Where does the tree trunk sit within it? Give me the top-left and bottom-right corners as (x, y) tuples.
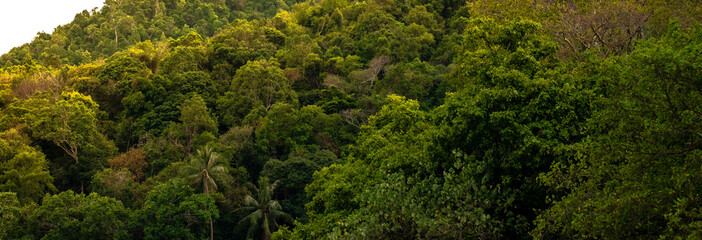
(203, 177), (214, 240)
(263, 215), (271, 240)
(209, 218), (214, 240)
(203, 177), (208, 194)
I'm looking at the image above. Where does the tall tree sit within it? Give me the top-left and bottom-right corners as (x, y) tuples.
(216, 59), (296, 127)
(235, 177), (292, 240)
(28, 191), (131, 240)
(30, 91), (107, 164)
(533, 22), (702, 240)
(179, 95), (217, 154)
(107, 148), (148, 181)
(134, 179), (219, 240)
(2, 91), (116, 191)
(0, 129), (57, 203)
(180, 147), (230, 240)
(293, 18), (590, 239)
(0, 192), (27, 239)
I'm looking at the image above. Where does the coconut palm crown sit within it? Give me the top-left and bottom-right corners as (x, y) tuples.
(181, 147), (229, 194)
(235, 177), (292, 240)
(181, 146), (230, 240)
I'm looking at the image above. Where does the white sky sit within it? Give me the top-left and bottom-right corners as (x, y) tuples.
(0, 0), (105, 55)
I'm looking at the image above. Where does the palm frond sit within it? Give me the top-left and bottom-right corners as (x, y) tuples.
(243, 195), (259, 207)
(232, 206), (258, 215)
(180, 165), (203, 184)
(189, 154), (206, 169)
(270, 209), (293, 225)
(235, 210), (263, 239)
(243, 182), (259, 196)
(267, 200), (282, 211)
(180, 164), (196, 175)
(211, 165), (227, 174)
(270, 216), (279, 234)
(207, 151), (219, 167)
(235, 177), (293, 239)
(206, 174), (218, 192)
(270, 180), (280, 192)
(187, 174), (204, 185)
(236, 209), (262, 226)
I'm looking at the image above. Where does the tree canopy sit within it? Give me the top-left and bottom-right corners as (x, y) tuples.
(1, 0), (701, 239)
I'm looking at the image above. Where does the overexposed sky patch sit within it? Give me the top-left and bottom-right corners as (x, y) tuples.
(0, 0), (105, 55)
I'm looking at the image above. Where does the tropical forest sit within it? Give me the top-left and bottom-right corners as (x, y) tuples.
(0, 0), (701, 239)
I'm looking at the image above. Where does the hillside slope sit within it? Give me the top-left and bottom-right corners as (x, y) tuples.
(1, 0), (304, 67)
(0, 0), (701, 239)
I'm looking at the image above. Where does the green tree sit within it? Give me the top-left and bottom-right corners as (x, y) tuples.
(0, 129), (57, 203)
(134, 179), (219, 240)
(160, 44), (206, 75)
(374, 58), (439, 102)
(0, 192), (29, 239)
(413, 18), (587, 238)
(216, 59), (296, 127)
(533, 23), (702, 240)
(179, 95), (217, 154)
(180, 147), (230, 240)
(235, 177), (292, 240)
(296, 18), (591, 239)
(91, 168), (136, 206)
(261, 150), (339, 220)
(206, 20), (279, 81)
(28, 191), (131, 240)
(297, 95), (429, 239)
(97, 52), (150, 100)
(30, 91), (107, 163)
(234, 60), (296, 110)
(3, 91), (117, 191)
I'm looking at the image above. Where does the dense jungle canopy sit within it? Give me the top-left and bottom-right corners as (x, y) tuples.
(1, 0), (701, 239)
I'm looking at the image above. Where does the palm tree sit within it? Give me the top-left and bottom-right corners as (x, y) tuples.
(181, 147), (230, 240)
(235, 177), (292, 240)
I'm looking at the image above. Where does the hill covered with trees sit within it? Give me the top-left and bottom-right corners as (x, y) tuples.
(0, 0), (701, 239)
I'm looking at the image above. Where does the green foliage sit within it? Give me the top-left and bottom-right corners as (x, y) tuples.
(298, 86), (357, 114)
(28, 191), (131, 240)
(234, 177), (293, 240)
(292, 95), (427, 237)
(179, 95), (218, 154)
(91, 168), (136, 206)
(19, 91), (117, 163)
(414, 19), (587, 238)
(262, 149), (338, 220)
(0, 129), (57, 204)
(533, 23), (702, 240)
(217, 59), (297, 127)
(160, 45), (206, 75)
(0, 0), (291, 67)
(0, 192), (30, 240)
(1, 91), (117, 190)
(253, 103), (352, 158)
(294, 17), (592, 238)
(181, 147), (231, 195)
(450, 17), (558, 89)
(375, 58), (439, 102)
(207, 20), (280, 81)
(133, 179), (219, 240)
(180, 146), (231, 240)
(97, 51), (150, 97)
(1, 0), (701, 238)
